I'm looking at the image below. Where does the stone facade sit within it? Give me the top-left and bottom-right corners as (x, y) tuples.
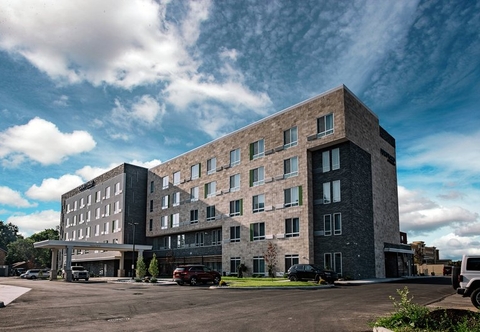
(147, 85), (403, 278)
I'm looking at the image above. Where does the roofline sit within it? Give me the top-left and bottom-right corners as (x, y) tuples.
(34, 240), (152, 252)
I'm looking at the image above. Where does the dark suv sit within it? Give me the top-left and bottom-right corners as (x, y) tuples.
(287, 264), (338, 283)
(173, 265), (221, 286)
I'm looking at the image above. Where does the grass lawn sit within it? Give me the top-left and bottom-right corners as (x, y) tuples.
(220, 276), (327, 287)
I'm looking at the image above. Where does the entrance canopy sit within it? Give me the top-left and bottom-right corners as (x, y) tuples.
(33, 240), (152, 252)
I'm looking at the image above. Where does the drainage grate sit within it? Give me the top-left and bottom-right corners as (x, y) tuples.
(107, 317), (130, 323)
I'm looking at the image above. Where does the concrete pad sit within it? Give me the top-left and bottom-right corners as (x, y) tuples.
(0, 285), (31, 307)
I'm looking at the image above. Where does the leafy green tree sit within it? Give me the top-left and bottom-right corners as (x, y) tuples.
(148, 253), (159, 278)
(136, 256), (147, 279)
(30, 228), (59, 242)
(5, 238), (35, 266)
(30, 228), (59, 267)
(0, 221), (21, 250)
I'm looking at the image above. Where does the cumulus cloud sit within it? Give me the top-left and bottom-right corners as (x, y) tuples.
(398, 186), (479, 236)
(0, 0), (271, 116)
(53, 95), (69, 107)
(6, 210), (60, 237)
(110, 95), (165, 131)
(0, 186), (37, 208)
(430, 233), (480, 260)
(75, 165), (117, 181)
(129, 159), (162, 169)
(26, 175), (85, 201)
(0, 117), (96, 166)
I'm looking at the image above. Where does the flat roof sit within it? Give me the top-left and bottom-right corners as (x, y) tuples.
(33, 240), (152, 252)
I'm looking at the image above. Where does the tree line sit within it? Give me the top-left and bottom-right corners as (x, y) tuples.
(0, 220), (59, 269)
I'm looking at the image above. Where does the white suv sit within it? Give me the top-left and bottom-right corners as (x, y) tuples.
(453, 255), (480, 308)
(22, 269), (49, 279)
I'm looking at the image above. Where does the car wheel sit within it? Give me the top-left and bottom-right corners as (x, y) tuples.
(190, 277), (198, 286)
(471, 288), (480, 309)
(176, 281), (184, 286)
(213, 276), (220, 285)
(289, 275), (298, 281)
(31, 276), (37, 279)
(85, 278), (89, 282)
(451, 266), (460, 290)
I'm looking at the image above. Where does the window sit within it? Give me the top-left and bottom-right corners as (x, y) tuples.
(250, 222), (265, 241)
(103, 222), (109, 235)
(87, 195), (92, 206)
(284, 156), (298, 178)
(230, 174), (240, 192)
(324, 253), (332, 270)
(230, 199), (243, 217)
(206, 205), (215, 221)
(95, 207), (101, 219)
(150, 181), (154, 193)
(207, 157), (216, 175)
(171, 213), (180, 228)
(74, 201), (78, 211)
(112, 219), (120, 233)
(79, 213), (84, 224)
(230, 226), (240, 242)
(177, 234), (185, 248)
(162, 176), (169, 189)
(324, 215), (332, 236)
(284, 186), (302, 207)
(114, 201), (120, 214)
(191, 163), (200, 180)
(80, 198), (85, 208)
(285, 254), (299, 272)
(252, 194), (265, 213)
(212, 229), (222, 245)
(285, 218), (299, 237)
(161, 216), (168, 229)
(161, 195), (169, 209)
(77, 228), (82, 239)
(205, 182), (216, 198)
(323, 182), (331, 204)
(317, 113), (334, 137)
(149, 200), (154, 212)
(95, 224), (100, 236)
(105, 204), (111, 217)
(332, 148), (340, 170)
(253, 256), (265, 275)
(173, 192), (180, 206)
(86, 226), (91, 238)
(334, 252), (343, 276)
(190, 209), (198, 224)
(333, 180), (341, 202)
(284, 127), (298, 148)
(163, 236), (171, 249)
(230, 257), (241, 274)
(73, 215), (77, 225)
(334, 213), (342, 235)
(115, 182), (121, 195)
(195, 232), (204, 246)
(190, 187), (199, 201)
(149, 219), (153, 232)
(322, 151), (330, 172)
(230, 148), (241, 167)
(173, 171), (181, 185)
(105, 186), (111, 199)
(250, 139), (264, 160)
(86, 210), (91, 222)
(250, 167), (264, 187)
(96, 191), (101, 202)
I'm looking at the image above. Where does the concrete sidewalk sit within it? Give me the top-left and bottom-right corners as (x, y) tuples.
(0, 284), (31, 307)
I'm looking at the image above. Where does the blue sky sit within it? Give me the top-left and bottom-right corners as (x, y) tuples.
(0, 0), (479, 260)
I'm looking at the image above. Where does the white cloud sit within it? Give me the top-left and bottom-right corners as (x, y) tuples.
(0, 117), (96, 166)
(75, 165), (117, 181)
(6, 210), (59, 237)
(110, 95), (165, 130)
(53, 95), (69, 107)
(398, 186), (478, 235)
(431, 233), (480, 260)
(26, 175), (84, 201)
(129, 159), (162, 169)
(0, 186), (37, 208)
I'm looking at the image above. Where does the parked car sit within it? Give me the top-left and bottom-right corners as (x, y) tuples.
(13, 268), (25, 276)
(22, 269), (50, 279)
(287, 264), (338, 283)
(173, 265), (221, 286)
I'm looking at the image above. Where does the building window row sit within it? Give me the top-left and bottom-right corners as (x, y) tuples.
(66, 183), (122, 214)
(157, 229), (222, 249)
(324, 252), (343, 276)
(323, 213), (342, 236)
(65, 202), (121, 228)
(229, 254), (300, 275)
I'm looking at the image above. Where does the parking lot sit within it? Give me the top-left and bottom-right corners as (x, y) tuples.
(0, 277), (462, 332)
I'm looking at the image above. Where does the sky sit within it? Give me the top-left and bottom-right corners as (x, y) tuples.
(0, 0), (479, 261)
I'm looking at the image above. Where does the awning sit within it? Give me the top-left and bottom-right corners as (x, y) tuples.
(384, 247), (414, 254)
(33, 240), (152, 252)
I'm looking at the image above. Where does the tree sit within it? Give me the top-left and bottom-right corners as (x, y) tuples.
(0, 221), (21, 250)
(264, 241), (278, 278)
(30, 228), (59, 242)
(30, 228), (59, 268)
(136, 256), (147, 279)
(148, 253), (159, 278)
(5, 238), (35, 266)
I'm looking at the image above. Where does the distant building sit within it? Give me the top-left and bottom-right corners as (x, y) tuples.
(59, 163), (148, 277)
(146, 85), (411, 279)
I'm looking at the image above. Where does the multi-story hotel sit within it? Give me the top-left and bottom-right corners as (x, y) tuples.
(59, 163), (148, 277)
(147, 85), (412, 279)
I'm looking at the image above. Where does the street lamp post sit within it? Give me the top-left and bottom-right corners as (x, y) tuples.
(129, 222), (138, 279)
